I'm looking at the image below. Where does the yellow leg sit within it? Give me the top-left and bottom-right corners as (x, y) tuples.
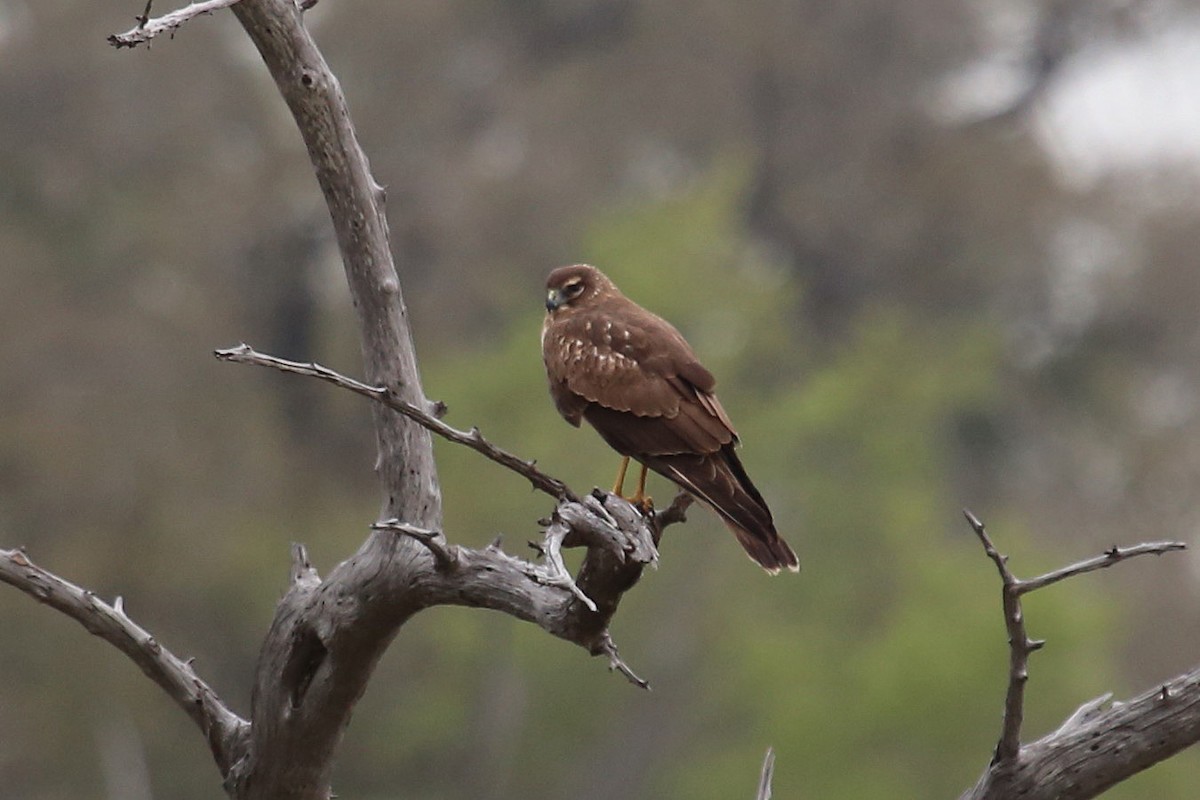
(629, 462), (651, 509)
(612, 456), (631, 497)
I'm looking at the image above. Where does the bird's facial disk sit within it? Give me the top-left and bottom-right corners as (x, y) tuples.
(546, 276), (587, 311)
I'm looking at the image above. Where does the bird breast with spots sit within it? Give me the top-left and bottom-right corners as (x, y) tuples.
(546, 312), (687, 419)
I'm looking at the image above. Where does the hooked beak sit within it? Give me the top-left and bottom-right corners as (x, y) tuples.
(545, 288), (564, 312)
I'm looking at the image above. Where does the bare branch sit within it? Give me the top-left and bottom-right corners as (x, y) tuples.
(0, 548), (249, 774)
(108, 0), (242, 48)
(653, 489), (695, 531)
(216, 343), (575, 501)
(198, 1), (447, 795)
(756, 747), (776, 800)
(371, 520), (457, 570)
(1017, 541), (1186, 595)
(960, 510), (1194, 800)
(962, 666), (1200, 800)
(393, 494), (662, 680)
(962, 509), (1030, 764)
(103, 1), (679, 797)
(597, 633), (649, 689)
(289, 543), (320, 588)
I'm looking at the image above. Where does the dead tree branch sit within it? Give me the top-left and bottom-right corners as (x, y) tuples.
(756, 747), (776, 800)
(1016, 541), (1185, 594)
(108, 0), (243, 47)
(215, 343), (574, 501)
(83, 2), (689, 797)
(960, 510), (1193, 800)
(0, 548), (249, 776)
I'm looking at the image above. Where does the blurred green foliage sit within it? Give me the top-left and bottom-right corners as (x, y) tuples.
(0, 12), (1195, 786)
(3, 137), (1196, 797)
(3, 6), (1199, 799)
(330, 168), (1197, 798)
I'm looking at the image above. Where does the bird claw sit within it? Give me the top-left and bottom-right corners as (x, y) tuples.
(631, 495), (654, 516)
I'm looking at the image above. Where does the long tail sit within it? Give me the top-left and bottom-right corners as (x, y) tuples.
(646, 447), (799, 573)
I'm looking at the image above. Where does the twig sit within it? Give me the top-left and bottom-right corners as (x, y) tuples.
(597, 632), (649, 690)
(654, 490), (694, 531)
(963, 509), (1033, 765)
(215, 344), (576, 501)
(962, 508), (1187, 769)
(1017, 542), (1186, 595)
(289, 542), (321, 588)
(371, 519), (458, 570)
(109, 0), (242, 48)
(0, 548), (249, 772)
(138, 0), (155, 27)
(756, 747), (776, 800)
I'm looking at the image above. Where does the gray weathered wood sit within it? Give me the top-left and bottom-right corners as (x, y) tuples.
(961, 666), (1200, 799)
(0, 548), (249, 775)
(960, 510), (1194, 800)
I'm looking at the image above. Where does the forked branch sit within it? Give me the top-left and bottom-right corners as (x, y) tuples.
(960, 510), (1191, 800)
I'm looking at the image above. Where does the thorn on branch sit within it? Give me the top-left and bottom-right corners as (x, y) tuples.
(290, 543), (321, 588)
(372, 519), (457, 570)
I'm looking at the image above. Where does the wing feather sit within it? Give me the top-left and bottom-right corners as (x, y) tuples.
(543, 300), (737, 455)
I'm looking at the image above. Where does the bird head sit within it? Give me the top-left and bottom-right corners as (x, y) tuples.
(544, 264), (613, 313)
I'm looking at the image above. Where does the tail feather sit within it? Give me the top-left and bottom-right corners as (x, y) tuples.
(731, 524), (799, 575)
(646, 446), (799, 573)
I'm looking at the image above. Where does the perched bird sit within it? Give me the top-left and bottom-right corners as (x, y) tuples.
(541, 264), (799, 573)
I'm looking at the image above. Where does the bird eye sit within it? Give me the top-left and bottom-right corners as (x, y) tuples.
(565, 281), (585, 296)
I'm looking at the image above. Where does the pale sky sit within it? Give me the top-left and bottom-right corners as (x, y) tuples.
(1036, 22), (1200, 187)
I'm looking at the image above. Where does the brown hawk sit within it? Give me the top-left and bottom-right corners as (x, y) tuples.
(541, 264), (799, 573)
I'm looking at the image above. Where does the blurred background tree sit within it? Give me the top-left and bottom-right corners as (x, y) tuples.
(2, 1), (1199, 798)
